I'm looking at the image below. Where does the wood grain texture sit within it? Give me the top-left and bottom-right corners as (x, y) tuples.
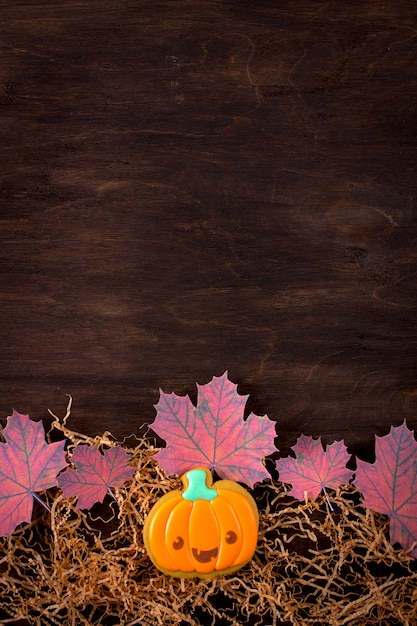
(1, 0), (416, 461)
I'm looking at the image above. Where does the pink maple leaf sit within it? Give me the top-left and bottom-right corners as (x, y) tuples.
(276, 435), (353, 502)
(57, 444), (136, 510)
(0, 410), (67, 536)
(354, 420), (417, 557)
(151, 371), (277, 487)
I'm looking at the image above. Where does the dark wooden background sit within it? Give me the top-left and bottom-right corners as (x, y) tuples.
(1, 0), (416, 461)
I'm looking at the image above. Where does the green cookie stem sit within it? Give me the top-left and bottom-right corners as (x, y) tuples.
(182, 468), (217, 501)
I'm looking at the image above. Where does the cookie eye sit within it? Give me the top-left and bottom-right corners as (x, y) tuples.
(173, 536), (184, 550)
(225, 530), (238, 544)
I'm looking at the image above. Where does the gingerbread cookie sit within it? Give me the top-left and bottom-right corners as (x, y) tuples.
(143, 468), (258, 579)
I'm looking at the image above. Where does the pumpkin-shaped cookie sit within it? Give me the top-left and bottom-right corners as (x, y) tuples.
(143, 468), (259, 578)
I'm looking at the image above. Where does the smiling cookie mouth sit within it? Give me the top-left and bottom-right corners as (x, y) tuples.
(191, 546), (219, 563)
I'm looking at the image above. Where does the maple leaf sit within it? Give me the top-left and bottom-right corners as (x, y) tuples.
(57, 444), (136, 510)
(0, 410), (67, 536)
(276, 435), (353, 502)
(354, 420), (417, 557)
(151, 371), (276, 487)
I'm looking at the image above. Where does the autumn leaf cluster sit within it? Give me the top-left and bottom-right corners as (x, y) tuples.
(0, 372), (416, 560)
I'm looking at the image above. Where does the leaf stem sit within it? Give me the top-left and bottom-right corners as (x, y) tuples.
(107, 487), (117, 502)
(32, 492), (53, 515)
(323, 486), (334, 512)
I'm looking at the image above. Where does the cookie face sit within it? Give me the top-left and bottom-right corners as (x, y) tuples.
(143, 468), (259, 579)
